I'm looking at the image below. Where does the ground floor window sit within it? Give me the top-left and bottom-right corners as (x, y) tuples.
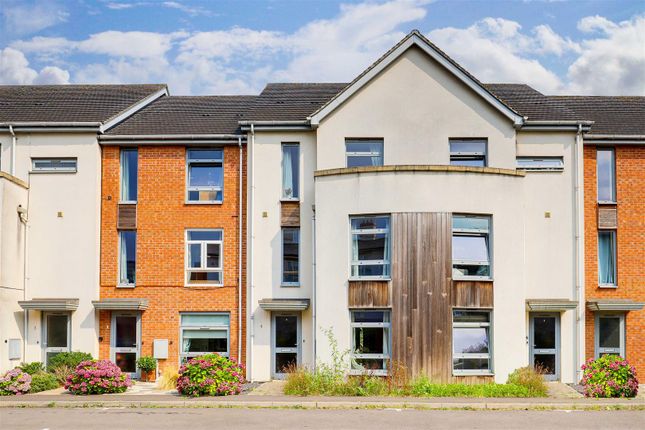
(180, 313), (230, 362)
(452, 309), (492, 375)
(350, 310), (390, 375)
(595, 313), (625, 358)
(43, 312), (70, 365)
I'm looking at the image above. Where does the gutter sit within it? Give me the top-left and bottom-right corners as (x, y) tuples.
(0, 122), (102, 133)
(239, 121), (311, 131)
(99, 134), (243, 141)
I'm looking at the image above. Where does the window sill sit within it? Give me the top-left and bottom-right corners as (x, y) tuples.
(349, 277), (391, 282)
(597, 201), (617, 205)
(280, 198), (300, 202)
(119, 201), (137, 205)
(281, 283), (301, 288)
(453, 276), (493, 282)
(598, 284), (617, 289)
(453, 371), (494, 377)
(117, 284), (135, 288)
(30, 170), (77, 174)
(185, 201), (223, 205)
(184, 284), (224, 288)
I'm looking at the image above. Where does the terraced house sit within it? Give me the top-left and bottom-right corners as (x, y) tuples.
(0, 30), (642, 385)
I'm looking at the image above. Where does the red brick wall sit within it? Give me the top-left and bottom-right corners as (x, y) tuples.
(584, 145), (645, 374)
(99, 145), (246, 372)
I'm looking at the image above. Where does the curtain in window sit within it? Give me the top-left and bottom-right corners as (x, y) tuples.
(351, 234), (359, 273)
(182, 338), (191, 353)
(119, 233), (128, 283)
(121, 152), (130, 201)
(282, 148), (293, 197)
(598, 232), (615, 284)
(369, 142), (382, 166)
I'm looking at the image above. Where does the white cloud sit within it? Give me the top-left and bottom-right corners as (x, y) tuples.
(0, 47), (69, 84)
(1, 1), (69, 36)
(567, 15), (645, 95)
(162, 1), (213, 17)
(533, 25), (580, 56)
(78, 31), (183, 58)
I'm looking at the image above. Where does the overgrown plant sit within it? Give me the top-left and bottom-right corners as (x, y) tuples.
(506, 365), (548, 397)
(29, 372), (59, 393)
(581, 355), (638, 398)
(176, 354), (245, 397)
(0, 368), (31, 396)
(157, 366), (179, 391)
(19, 362), (44, 375)
(47, 351), (93, 384)
(65, 360), (132, 395)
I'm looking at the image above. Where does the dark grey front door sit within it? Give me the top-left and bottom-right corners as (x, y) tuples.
(272, 314), (300, 378)
(530, 314), (560, 381)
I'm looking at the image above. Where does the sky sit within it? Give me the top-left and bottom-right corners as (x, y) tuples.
(0, 0), (643, 96)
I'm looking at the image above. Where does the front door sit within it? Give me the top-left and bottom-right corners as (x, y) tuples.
(272, 313), (300, 378)
(530, 313), (560, 381)
(111, 313), (140, 378)
(43, 312), (70, 365)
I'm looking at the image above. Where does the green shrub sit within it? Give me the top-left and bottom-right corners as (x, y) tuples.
(581, 355), (639, 398)
(29, 372), (59, 393)
(136, 356), (156, 373)
(19, 362), (44, 375)
(410, 377), (531, 397)
(507, 366), (548, 397)
(176, 354), (245, 397)
(47, 352), (93, 383)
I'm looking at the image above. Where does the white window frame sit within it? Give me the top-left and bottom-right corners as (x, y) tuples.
(31, 158), (77, 173)
(118, 230), (136, 287)
(452, 215), (492, 281)
(120, 148), (138, 203)
(350, 215), (391, 280)
(185, 229), (224, 287)
(281, 227), (300, 287)
(345, 139), (384, 167)
(179, 312), (230, 362)
(281, 143), (300, 201)
(595, 313), (625, 358)
(598, 230), (617, 288)
(449, 139), (487, 167)
(596, 147), (616, 204)
(186, 149), (223, 204)
(516, 156), (564, 172)
(349, 310), (391, 376)
(42, 312), (71, 366)
(452, 309), (493, 376)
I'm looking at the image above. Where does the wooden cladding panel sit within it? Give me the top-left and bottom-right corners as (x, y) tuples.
(117, 203), (136, 229)
(348, 281), (390, 308)
(597, 206), (617, 229)
(391, 212), (452, 382)
(452, 281), (494, 308)
(281, 201), (300, 226)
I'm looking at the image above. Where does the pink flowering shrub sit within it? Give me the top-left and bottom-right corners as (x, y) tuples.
(581, 355), (638, 398)
(65, 360), (132, 395)
(0, 368), (31, 396)
(177, 354), (245, 397)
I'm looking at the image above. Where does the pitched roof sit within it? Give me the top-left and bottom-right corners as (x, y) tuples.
(105, 95), (257, 135)
(549, 96), (645, 136)
(483, 84), (581, 122)
(242, 83), (347, 122)
(0, 84), (167, 124)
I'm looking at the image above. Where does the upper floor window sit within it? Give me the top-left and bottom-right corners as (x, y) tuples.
(449, 139), (487, 167)
(350, 216), (390, 279)
(282, 227), (300, 286)
(120, 148), (138, 202)
(186, 229), (223, 286)
(346, 139), (383, 167)
(597, 148), (616, 203)
(31, 158), (77, 173)
(187, 149), (223, 203)
(118, 231), (136, 286)
(452, 215), (491, 280)
(282, 143), (300, 200)
(516, 157), (564, 172)
(598, 230), (616, 287)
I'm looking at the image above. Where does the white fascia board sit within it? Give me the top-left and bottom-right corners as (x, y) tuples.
(100, 87), (168, 133)
(309, 35), (524, 127)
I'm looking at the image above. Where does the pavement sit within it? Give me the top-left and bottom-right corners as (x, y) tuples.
(2, 408), (644, 430)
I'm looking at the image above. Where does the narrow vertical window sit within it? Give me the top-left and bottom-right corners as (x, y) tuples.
(186, 229), (223, 286)
(450, 139), (487, 167)
(187, 149), (223, 203)
(282, 228), (300, 285)
(452, 215), (491, 279)
(282, 143), (300, 199)
(350, 311), (390, 375)
(345, 139), (383, 167)
(598, 231), (616, 286)
(597, 148), (616, 202)
(350, 216), (390, 279)
(120, 148), (138, 202)
(118, 231), (136, 286)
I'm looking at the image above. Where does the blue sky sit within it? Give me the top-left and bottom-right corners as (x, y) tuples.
(0, 0), (643, 95)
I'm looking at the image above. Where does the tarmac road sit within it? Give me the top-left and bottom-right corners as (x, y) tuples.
(1, 407), (643, 430)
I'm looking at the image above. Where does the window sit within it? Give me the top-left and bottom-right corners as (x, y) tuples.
(452, 215), (491, 279)
(450, 139), (487, 167)
(282, 144), (299, 199)
(453, 310), (492, 375)
(598, 231), (616, 286)
(516, 157), (564, 171)
(346, 139), (384, 167)
(350, 216), (390, 279)
(350, 311), (390, 375)
(595, 314), (625, 358)
(180, 313), (229, 362)
(43, 313), (71, 364)
(186, 149), (223, 203)
(282, 228), (300, 286)
(118, 231), (136, 286)
(186, 229), (223, 286)
(597, 148), (616, 202)
(31, 158), (77, 172)
(120, 149), (138, 202)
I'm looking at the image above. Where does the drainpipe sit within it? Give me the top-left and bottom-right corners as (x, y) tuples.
(18, 203), (29, 362)
(237, 136), (243, 363)
(311, 206), (316, 371)
(248, 124), (255, 381)
(9, 125), (16, 176)
(574, 123), (585, 381)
